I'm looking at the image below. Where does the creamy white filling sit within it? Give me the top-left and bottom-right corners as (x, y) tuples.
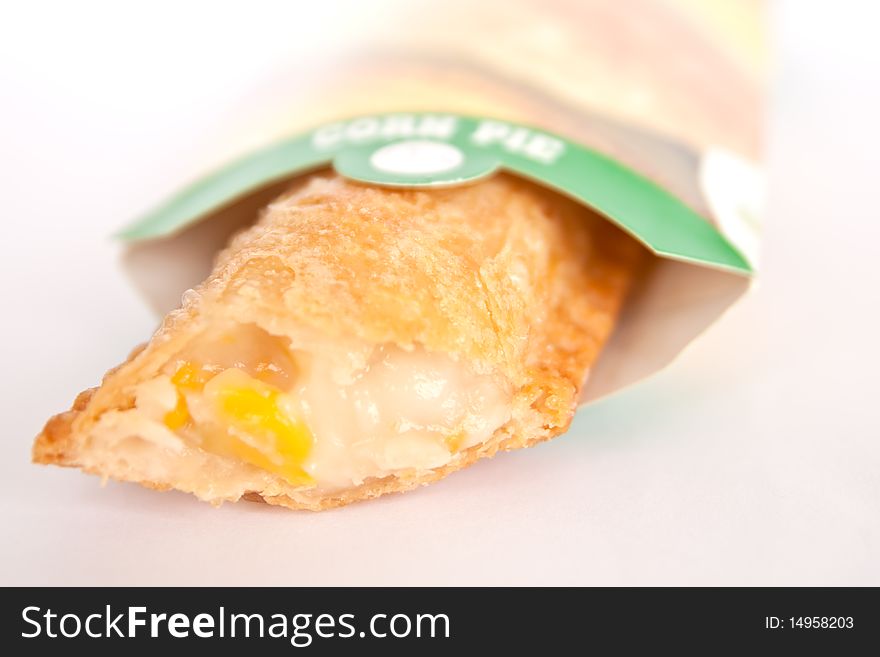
(88, 324), (512, 493)
(296, 343), (512, 488)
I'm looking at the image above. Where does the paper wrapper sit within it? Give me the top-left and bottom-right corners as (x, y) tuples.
(121, 0), (765, 404)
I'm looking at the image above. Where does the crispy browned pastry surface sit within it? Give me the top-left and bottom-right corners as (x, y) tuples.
(33, 173), (642, 510)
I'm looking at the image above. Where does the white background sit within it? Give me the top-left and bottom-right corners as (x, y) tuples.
(1, 0), (878, 585)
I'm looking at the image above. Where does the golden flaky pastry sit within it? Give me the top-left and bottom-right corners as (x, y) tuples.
(33, 173), (643, 510)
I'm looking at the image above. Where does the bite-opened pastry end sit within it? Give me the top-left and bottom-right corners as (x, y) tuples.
(85, 321), (514, 498)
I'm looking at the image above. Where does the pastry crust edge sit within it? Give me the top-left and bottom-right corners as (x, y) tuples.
(33, 353), (570, 511)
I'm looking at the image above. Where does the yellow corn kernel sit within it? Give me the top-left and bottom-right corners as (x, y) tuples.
(163, 390), (190, 430)
(170, 361), (212, 390)
(204, 369), (313, 486)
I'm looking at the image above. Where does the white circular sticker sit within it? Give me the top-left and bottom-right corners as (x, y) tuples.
(369, 140), (464, 176)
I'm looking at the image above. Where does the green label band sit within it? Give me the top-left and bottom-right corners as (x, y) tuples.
(118, 113), (752, 275)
